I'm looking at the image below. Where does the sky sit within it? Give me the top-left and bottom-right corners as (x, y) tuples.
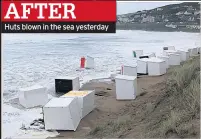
(117, 2), (183, 15)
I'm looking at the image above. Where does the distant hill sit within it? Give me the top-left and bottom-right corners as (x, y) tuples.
(116, 2), (200, 32)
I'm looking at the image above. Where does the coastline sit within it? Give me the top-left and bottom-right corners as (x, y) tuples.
(116, 23), (200, 33)
(49, 55), (200, 139)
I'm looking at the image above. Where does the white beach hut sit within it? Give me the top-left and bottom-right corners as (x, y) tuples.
(163, 50), (180, 56)
(147, 57), (166, 76)
(55, 76), (80, 94)
(43, 97), (81, 131)
(177, 49), (190, 62)
(61, 90), (95, 119)
(168, 53), (181, 66)
(157, 55), (169, 69)
(163, 46), (175, 51)
(139, 52), (156, 59)
(115, 75), (137, 100)
(197, 47), (201, 54)
(19, 85), (48, 108)
(110, 73), (118, 80)
(85, 56), (95, 69)
(188, 47), (198, 57)
(121, 65), (137, 76)
(133, 50), (143, 58)
(137, 58), (149, 74)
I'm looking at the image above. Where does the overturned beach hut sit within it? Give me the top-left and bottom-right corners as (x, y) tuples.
(157, 55), (169, 69)
(163, 50), (180, 56)
(168, 53), (181, 66)
(80, 56), (95, 69)
(177, 49), (190, 62)
(55, 76), (80, 94)
(133, 50), (143, 58)
(85, 56), (95, 69)
(115, 75), (137, 100)
(19, 85), (48, 108)
(121, 65), (137, 76)
(139, 52), (156, 59)
(43, 97), (81, 131)
(147, 58), (166, 76)
(137, 58), (149, 74)
(61, 90), (95, 119)
(163, 46), (175, 51)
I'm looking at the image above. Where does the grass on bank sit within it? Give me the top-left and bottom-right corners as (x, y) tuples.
(88, 55), (200, 138)
(89, 115), (132, 137)
(158, 55), (200, 137)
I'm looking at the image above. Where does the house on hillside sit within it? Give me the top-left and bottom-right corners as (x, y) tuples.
(187, 6), (195, 11)
(184, 11), (192, 15)
(164, 19), (169, 22)
(141, 16), (155, 23)
(134, 14), (141, 18)
(117, 16), (129, 23)
(141, 14), (146, 18)
(194, 10), (200, 15)
(141, 10), (147, 14)
(188, 17), (195, 21)
(176, 11), (184, 15)
(165, 23), (177, 28)
(157, 8), (163, 11)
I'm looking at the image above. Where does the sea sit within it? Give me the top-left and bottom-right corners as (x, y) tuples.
(2, 30), (201, 139)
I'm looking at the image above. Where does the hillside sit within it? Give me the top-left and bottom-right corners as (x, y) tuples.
(117, 2), (200, 32)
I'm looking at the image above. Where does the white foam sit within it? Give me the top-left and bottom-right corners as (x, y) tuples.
(2, 103), (58, 139)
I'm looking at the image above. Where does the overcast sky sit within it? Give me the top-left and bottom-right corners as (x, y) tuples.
(117, 2), (183, 15)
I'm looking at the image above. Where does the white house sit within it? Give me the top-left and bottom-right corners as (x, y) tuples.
(141, 16), (155, 23)
(157, 8), (163, 11)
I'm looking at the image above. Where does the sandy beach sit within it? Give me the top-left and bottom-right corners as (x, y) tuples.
(48, 74), (167, 138)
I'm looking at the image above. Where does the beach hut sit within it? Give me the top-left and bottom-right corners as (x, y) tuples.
(177, 49), (190, 62)
(163, 46), (175, 51)
(115, 75), (137, 100)
(139, 52), (156, 59)
(61, 90), (95, 119)
(147, 57), (166, 76)
(43, 97), (81, 131)
(19, 85), (48, 108)
(157, 55), (169, 69)
(133, 50), (143, 58)
(121, 65), (137, 76)
(80, 56), (95, 69)
(137, 58), (149, 74)
(197, 47), (201, 54)
(110, 73), (118, 80)
(193, 47), (198, 56)
(188, 48), (198, 57)
(168, 53), (181, 66)
(55, 76), (80, 94)
(163, 50), (179, 56)
(85, 56), (95, 69)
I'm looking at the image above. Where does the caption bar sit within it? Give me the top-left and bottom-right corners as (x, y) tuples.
(2, 22), (116, 33)
(1, 0), (116, 33)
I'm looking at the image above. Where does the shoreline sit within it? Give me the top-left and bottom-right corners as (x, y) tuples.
(116, 23), (200, 33)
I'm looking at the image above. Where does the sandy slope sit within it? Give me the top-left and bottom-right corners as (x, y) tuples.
(49, 74), (167, 138)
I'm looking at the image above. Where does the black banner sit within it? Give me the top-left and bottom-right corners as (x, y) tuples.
(1, 22), (116, 33)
